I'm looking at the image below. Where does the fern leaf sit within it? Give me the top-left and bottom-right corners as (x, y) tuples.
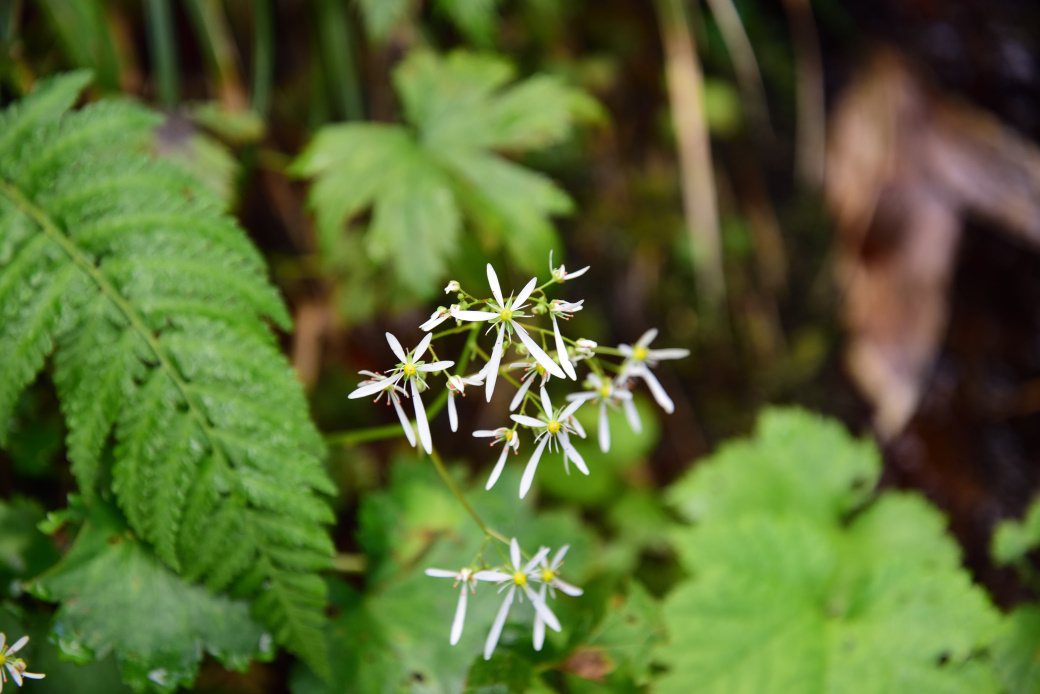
(0, 75), (334, 675)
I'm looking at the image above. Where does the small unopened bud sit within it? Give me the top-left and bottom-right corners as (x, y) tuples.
(444, 280), (461, 294)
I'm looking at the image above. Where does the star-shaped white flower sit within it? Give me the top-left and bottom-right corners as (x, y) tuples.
(566, 373), (633, 453)
(446, 374), (483, 432)
(347, 332), (454, 453)
(507, 361), (552, 412)
(618, 328), (689, 414)
(424, 567), (478, 645)
(549, 250), (590, 283)
(349, 370), (416, 447)
(510, 387), (587, 498)
(451, 264), (566, 401)
(0, 633), (44, 690)
(420, 305), (455, 332)
(531, 545), (583, 650)
(474, 539), (560, 660)
(473, 427), (521, 490)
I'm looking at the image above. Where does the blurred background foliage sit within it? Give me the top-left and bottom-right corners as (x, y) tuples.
(4, 0), (1040, 691)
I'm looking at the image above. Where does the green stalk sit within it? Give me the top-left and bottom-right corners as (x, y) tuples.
(145, 0), (179, 107)
(251, 0), (274, 115)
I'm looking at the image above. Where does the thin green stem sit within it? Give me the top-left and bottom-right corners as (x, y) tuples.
(429, 447), (508, 545)
(251, 0), (274, 115)
(331, 553), (366, 573)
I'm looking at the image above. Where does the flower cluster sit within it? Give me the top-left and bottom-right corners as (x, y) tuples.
(425, 539), (581, 658)
(348, 252), (687, 656)
(0, 634), (44, 691)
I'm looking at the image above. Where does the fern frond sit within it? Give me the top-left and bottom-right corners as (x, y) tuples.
(0, 74), (334, 675)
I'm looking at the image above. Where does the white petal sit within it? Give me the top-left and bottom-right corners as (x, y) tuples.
(553, 578), (584, 596)
(448, 394), (458, 432)
(474, 570), (511, 583)
(510, 538), (522, 568)
(623, 397), (642, 433)
(487, 263), (504, 306)
(552, 316), (577, 380)
(519, 436), (549, 498)
(524, 585), (561, 632)
(569, 414), (587, 439)
(418, 360), (455, 371)
(636, 328), (658, 347)
(420, 312), (450, 332)
(523, 546), (551, 573)
(509, 375), (533, 411)
(9, 665), (22, 686)
(533, 585), (548, 651)
(514, 325), (566, 380)
(649, 348), (690, 361)
(539, 386), (553, 418)
(453, 310), (495, 322)
(484, 329), (505, 402)
(386, 332), (407, 362)
(560, 398), (584, 420)
(393, 396), (417, 447)
(510, 414), (545, 429)
(550, 545), (570, 569)
(486, 444), (511, 490)
(598, 402), (610, 453)
(413, 332), (432, 361)
(560, 431), (589, 475)
(566, 265), (590, 279)
(484, 586), (515, 660)
(513, 277), (537, 309)
(618, 344), (634, 357)
(412, 379), (433, 453)
(451, 585), (468, 645)
(425, 568), (459, 578)
(20, 673), (44, 680)
(0, 632), (6, 652)
(348, 375), (395, 400)
(637, 365), (674, 414)
(565, 391), (598, 403)
(472, 430), (499, 438)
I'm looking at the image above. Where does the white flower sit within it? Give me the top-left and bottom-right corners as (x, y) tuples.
(548, 300), (583, 381)
(349, 370), (416, 447)
(572, 339), (597, 365)
(618, 328), (689, 414)
(451, 264), (566, 401)
(509, 387), (587, 498)
(473, 427), (521, 490)
(446, 374), (483, 432)
(347, 333), (454, 453)
(0, 633), (44, 690)
(424, 567), (478, 645)
(420, 305), (454, 332)
(445, 280), (461, 294)
(566, 373), (633, 453)
(507, 361), (552, 412)
(474, 539), (560, 660)
(532, 545), (583, 651)
(549, 250), (590, 283)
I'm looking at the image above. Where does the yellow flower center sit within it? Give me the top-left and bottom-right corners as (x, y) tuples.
(513, 571), (527, 586)
(547, 420), (561, 434)
(500, 309), (513, 321)
(541, 569), (556, 582)
(633, 346), (649, 361)
(504, 430), (514, 440)
(536, 363), (546, 376)
(599, 384), (612, 399)
(403, 363), (417, 376)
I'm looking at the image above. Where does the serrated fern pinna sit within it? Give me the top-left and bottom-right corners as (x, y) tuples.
(0, 73), (336, 675)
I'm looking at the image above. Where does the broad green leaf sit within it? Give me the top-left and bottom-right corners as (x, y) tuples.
(294, 50), (595, 310)
(30, 500), (272, 693)
(993, 605), (1040, 694)
(666, 407), (880, 524)
(579, 580), (664, 685)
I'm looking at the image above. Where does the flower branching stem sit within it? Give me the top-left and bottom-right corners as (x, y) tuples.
(429, 447), (509, 546)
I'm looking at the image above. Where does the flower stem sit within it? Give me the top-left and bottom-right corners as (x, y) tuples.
(429, 447), (509, 545)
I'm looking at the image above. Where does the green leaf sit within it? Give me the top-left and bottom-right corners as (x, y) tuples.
(658, 409), (1001, 694)
(992, 499), (1040, 565)
(294, 50), (595, 308)
(666, 407), (880, 525)
(580, 581), (664, 685)
(993, 605), (1040, 694)
(0, 73), (335, 675)
(30, 500), (272, 693)
(434, 0), (502, 46)
(0, 498), (60, 590)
